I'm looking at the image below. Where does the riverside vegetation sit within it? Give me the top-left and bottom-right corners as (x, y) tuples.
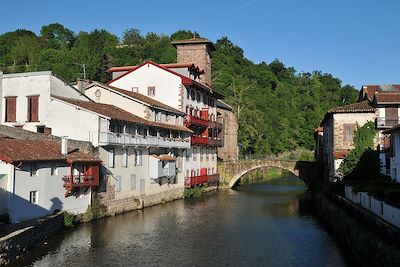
(0, 24), (359, 156)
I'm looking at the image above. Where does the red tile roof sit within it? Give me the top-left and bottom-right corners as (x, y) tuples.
(374, 92), (400, 104)
(360, 85), (400, 101)
(333, 150), (350, 159)
(328, 101), (375, 113)
(87, 82), (184, 115)
(107, 61), (224, 99)
(52, 96), (193, 133)
(0, 138), (100, 164)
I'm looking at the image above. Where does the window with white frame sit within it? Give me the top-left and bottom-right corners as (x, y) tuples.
(30, 191), (38, 204)
(115, 176), (121, 192)
(131, 174), (137, 190)
(185, 149), (190, 162)
(148, 86), (156, 96)
(193, 148), (197, 161)
(135, 149), (142, 166)
(122, 148), (128, 167)
(108, 148), (115, 168)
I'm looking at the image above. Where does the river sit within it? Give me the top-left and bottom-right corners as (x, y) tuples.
(13, 171), (348, 266)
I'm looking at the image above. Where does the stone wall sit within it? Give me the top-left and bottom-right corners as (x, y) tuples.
(176, 43), (212, 86)
(217, 108), (239, 161)
(0, 213), (64, 265)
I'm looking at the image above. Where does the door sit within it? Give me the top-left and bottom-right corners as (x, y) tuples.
(140, 179), (145, 195)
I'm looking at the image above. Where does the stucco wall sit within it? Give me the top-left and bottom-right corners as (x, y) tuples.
(9, 162), (91, 223)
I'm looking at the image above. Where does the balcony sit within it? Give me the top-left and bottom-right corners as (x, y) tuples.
(185, 175), (208, 187)
(191, 136), (209, 146)
(208, 139), (223, 147)
(185, 114), (209, 128)
(208, 174), (220, 183)
(62, 175), (97, 188)
(208, 120), (223, 130)
(99, 132), (190, 148)
(376, 117), (400, 128)
(149, 156), (177, 179)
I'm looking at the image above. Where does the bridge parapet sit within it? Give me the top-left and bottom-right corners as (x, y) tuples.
(218, 159), (321, 188)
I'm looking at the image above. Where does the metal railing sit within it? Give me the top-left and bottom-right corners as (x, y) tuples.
(376, 117), (400, 128)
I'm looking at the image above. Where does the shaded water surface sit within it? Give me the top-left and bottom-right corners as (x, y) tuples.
(14, 172), (347, 266)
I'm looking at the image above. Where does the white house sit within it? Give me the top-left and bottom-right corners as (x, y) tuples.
(382, 125), (400, 182)
(0, 136), (100, 223)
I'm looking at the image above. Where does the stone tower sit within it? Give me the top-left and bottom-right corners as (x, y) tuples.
(171, 38), (215, 86)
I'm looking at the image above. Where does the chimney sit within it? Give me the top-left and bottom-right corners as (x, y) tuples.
(61, 136), (68, 156)
(171, 38), (216, 86)
(77, 79), (90, 94)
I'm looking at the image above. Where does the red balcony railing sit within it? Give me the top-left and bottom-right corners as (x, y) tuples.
(62, 175), (98, 188)
(191, 136), (209, 146)
(185, 114), (209, 127)
(185, 175), (208, 187)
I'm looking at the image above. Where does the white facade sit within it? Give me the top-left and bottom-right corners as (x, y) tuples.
(388, 129), (400, 182)
(0, 160), (91, 223)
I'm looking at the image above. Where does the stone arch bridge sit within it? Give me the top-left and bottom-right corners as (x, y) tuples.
(217, 159), (321, 188)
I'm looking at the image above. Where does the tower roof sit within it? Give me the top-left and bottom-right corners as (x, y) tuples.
(171, 38), (216, 51)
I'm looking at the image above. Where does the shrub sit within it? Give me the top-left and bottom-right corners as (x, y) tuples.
(64, 212), (75, 228)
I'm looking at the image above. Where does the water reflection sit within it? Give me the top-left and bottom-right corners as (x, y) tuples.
(14, 172), (347, 267)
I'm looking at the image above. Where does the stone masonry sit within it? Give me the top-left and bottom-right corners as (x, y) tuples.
(217, 107), (239, 161)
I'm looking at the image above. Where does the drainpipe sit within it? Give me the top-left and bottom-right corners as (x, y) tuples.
(61, 136), (68, 155)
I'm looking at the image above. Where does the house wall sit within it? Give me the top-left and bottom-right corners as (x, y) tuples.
(333, 112), (376, 150)
(85, 85), (147, 118)
(109, 64), (182, 110)
(0, 161), (13, 216)
(217, 108), (239, 161)
(390, 130), (400, 182)
(9, 162), (91, 223)
(1, 73), (89, 134)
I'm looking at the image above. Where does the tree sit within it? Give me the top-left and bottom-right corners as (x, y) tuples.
(40, 23), (75, 49)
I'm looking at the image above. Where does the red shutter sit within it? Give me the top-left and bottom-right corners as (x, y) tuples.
(6, 97), (16, 122)
(31, 96), (39, 122)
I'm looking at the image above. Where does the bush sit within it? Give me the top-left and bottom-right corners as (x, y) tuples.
(184, 186), (205, 198)
(64, 212), (75, 228)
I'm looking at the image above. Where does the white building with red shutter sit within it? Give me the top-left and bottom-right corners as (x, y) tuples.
(107, 38), (224, 187)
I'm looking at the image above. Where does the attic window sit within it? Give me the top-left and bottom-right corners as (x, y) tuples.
(148, 86), (155, 96)
(132, 87), (138, 93)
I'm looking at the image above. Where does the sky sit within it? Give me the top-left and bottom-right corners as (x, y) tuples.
(0, 0), (399, 89)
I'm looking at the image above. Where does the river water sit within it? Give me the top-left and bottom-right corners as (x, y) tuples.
(14, 171), (348, 267)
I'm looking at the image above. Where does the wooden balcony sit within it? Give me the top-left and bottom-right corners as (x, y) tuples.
(185, 114), (209, 128)
(185, 175), (208, 187)
(99, 132), (190, 148)
(207, 174), (220, 183)
(63, 164), (100, 196)
(191, 136), (209, 146)
(62, 175), (96, 188)
(376, 117), (400, 128)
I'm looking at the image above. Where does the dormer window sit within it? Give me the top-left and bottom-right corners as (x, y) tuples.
(148, 86), (155, 96)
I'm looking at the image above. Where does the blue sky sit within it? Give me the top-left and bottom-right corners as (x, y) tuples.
(1, 0), (399, 89)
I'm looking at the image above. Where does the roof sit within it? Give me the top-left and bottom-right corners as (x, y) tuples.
(217, 100), (233, 111)
(374, 92), (400, 104)
(333, 150), (350, 159)
(107, 61), (224, 99)
(86, 82), (184, 115)
(151, 154), (176, 161)
(0, 138), (100, 164)
(107, 63), (195, 73)
(360, 85), (400, 101)
(52, 96), (193, 133)
(171, 38), (216, 51)
(328, 101), (376, 113)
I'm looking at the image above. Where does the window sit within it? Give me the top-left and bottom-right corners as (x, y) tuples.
(30, 191), (38, 204)
(135, 149), (142, 166)
(108, 148), (115, 168)
(185, 149), (190, 162)
(187, 89), (190, 99)
(343, 124), (356, 143)
(27, 96), (39, 122)
(196, 92), (201, 102)
(51, 164), (58, 176)
(131, 174), (137, 190)
(115, 176), (121, 192)
(156, 112), (161, 122)
(193, 148), (197, 161)
(132, 87), (139, 93)
(122, 148), (128, 167)
(148, 86), (155, 96)
(186, 170), (189, 177)
(5, 97), (17, 122)
(191, 90), (195, 100)
(30, 164), (38, 177)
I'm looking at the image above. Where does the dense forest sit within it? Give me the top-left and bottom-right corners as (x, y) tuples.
(0, 23), (359, 156)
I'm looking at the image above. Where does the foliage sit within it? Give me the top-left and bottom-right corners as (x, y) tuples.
(184, 186), (205, 198)
(83, 195), (105, 222)
(338, 121), (378, 179)
(0, 24), (359, 154)
(63, 211), (75, 228)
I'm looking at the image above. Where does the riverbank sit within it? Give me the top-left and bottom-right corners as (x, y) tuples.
(314, 190), (400, 265)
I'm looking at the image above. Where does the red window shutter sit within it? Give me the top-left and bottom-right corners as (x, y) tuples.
(31, 96), (39, 122)
(6, 97), (16, 122)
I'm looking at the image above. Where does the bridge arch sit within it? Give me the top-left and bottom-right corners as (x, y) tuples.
(228, 164), (299, 188)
